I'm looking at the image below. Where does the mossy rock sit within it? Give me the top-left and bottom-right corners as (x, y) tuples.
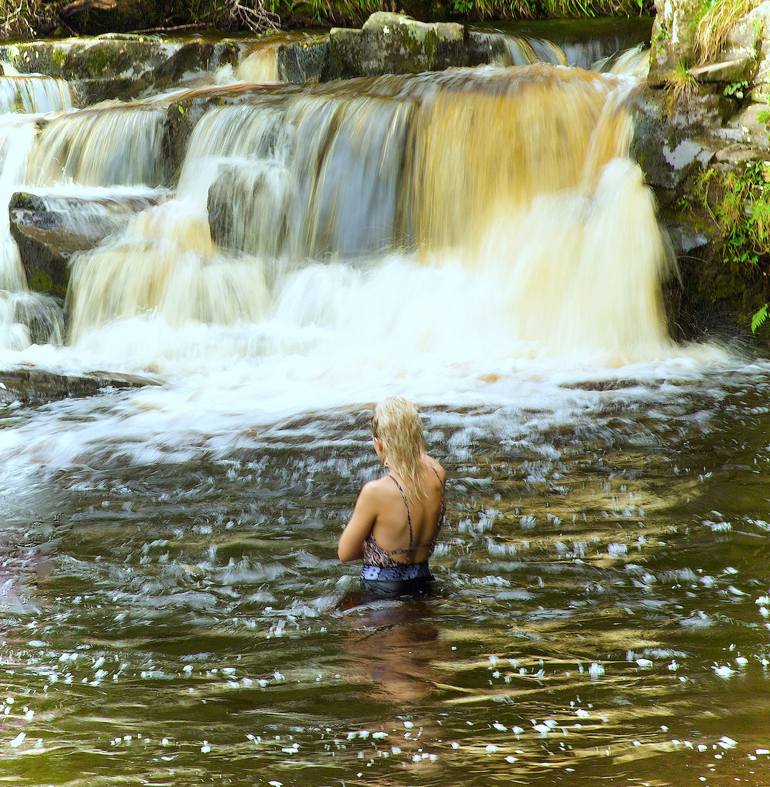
(324, 13), (466, 79)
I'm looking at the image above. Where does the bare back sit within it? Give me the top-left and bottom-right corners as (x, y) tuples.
(366, 455), (445, 565)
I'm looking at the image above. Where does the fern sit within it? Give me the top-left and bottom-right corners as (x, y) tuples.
(751, 303), (769, 333)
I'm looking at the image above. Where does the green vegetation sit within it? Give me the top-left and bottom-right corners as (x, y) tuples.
(723, 79), (749, 98)
(664, 60), (697, 113)
(695, 162), (770, 267)
(0, 0), (654, 39)
(752, 303), (769, 331)
(690, 162), (770, 331)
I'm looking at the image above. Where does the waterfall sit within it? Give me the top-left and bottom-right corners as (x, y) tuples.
(0, 120), (64, 351)
(0, 75), (72, 114)
(235, 46), (281, 83)
(27, 107), (166, 187)
(60, 64), (674, 367)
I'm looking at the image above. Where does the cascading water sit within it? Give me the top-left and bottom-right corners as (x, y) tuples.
(0, 65), (76, 350)
(0, 119), (63, 350)
(61, 66), (673, 371)
(0, 74), (72, 113)
(27, 106), (166, 187)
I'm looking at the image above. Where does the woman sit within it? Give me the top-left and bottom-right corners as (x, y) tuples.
(338, 397), (446, 596)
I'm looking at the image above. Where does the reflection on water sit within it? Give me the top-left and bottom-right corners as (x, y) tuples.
(340, 597), (445, 703)
(0, 364), (769, 783)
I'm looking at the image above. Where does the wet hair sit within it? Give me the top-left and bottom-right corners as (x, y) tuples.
(371, 396), (426, 500)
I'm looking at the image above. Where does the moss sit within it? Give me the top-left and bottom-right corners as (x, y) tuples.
(27, 269), (55, 295)
(50, 45), (68, 73)
(652, 21), (670, 48)
(81, 44), (114, 76)
(693, 162), (770, 267)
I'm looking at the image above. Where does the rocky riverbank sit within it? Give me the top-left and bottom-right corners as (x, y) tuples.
(638, 0), (770, 332)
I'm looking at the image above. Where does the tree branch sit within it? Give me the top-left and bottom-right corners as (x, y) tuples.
(59, 0), (118, 19)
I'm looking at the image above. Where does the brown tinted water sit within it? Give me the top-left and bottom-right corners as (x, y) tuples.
(0, 18), (766, 787)
(1, 359), (769, 785)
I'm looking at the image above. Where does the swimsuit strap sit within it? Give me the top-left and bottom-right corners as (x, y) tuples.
(388, 474), (413, 551)
(430, 465), (446, 533)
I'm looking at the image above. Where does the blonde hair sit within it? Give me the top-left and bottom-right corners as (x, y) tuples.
(371, 396), (426, 501)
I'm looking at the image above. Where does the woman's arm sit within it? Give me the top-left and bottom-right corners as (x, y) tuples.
(338, 482), (378, 562)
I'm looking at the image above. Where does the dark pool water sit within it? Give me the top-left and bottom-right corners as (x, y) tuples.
(1, 359), (769, 786)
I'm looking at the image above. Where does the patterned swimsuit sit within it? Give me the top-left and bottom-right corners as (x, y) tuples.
(360, 468), (445, 592)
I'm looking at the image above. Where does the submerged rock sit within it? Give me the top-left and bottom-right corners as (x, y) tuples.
(325, 13), (466, 79)
(0, 367), (159, 405)
(10, 191), (162, 299)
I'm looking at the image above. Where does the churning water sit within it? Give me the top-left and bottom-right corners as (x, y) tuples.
(0, 21), (768, 786)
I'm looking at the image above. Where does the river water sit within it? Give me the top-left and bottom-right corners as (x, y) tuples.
(0, 19), (769, 787)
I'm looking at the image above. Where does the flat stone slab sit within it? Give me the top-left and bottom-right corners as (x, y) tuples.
(0, 367), (160, 405)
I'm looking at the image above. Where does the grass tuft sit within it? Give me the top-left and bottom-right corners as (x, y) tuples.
(665, 60), (697, 113)
(695, 0), (759, 65)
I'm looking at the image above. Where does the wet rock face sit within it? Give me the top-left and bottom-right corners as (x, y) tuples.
(631, 88), (727, 195)
(630, 80), (770, 332)
(0, 367), (159, 405)
(277, 38), (329, 83)
(9, 192), (161, 299)
(325, 13), (467, 79)
(639, 0), (770, 331)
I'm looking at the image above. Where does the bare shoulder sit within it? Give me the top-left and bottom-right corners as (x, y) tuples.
(424, 455), (446, 483)
(359, 476), (395, 500)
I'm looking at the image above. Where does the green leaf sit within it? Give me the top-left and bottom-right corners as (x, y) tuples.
(751, 304), (769, 333)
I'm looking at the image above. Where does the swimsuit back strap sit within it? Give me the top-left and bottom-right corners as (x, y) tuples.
(430, 465), (446, 531)
(388, 474), (413, 551)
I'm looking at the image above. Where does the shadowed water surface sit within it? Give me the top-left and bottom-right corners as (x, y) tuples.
(1, 361), (769, 785)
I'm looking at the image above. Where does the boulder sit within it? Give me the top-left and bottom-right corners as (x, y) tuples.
(324, 12), (466, 79)
(746, 2), (770, 100)
(0, 38), (171, 81)
(277, 37), (329, 83)
(649, 0), (704, 78)
(0, 367), (159, 405)
(650, 0), (764, 84)
(9, 191), (161, 299)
